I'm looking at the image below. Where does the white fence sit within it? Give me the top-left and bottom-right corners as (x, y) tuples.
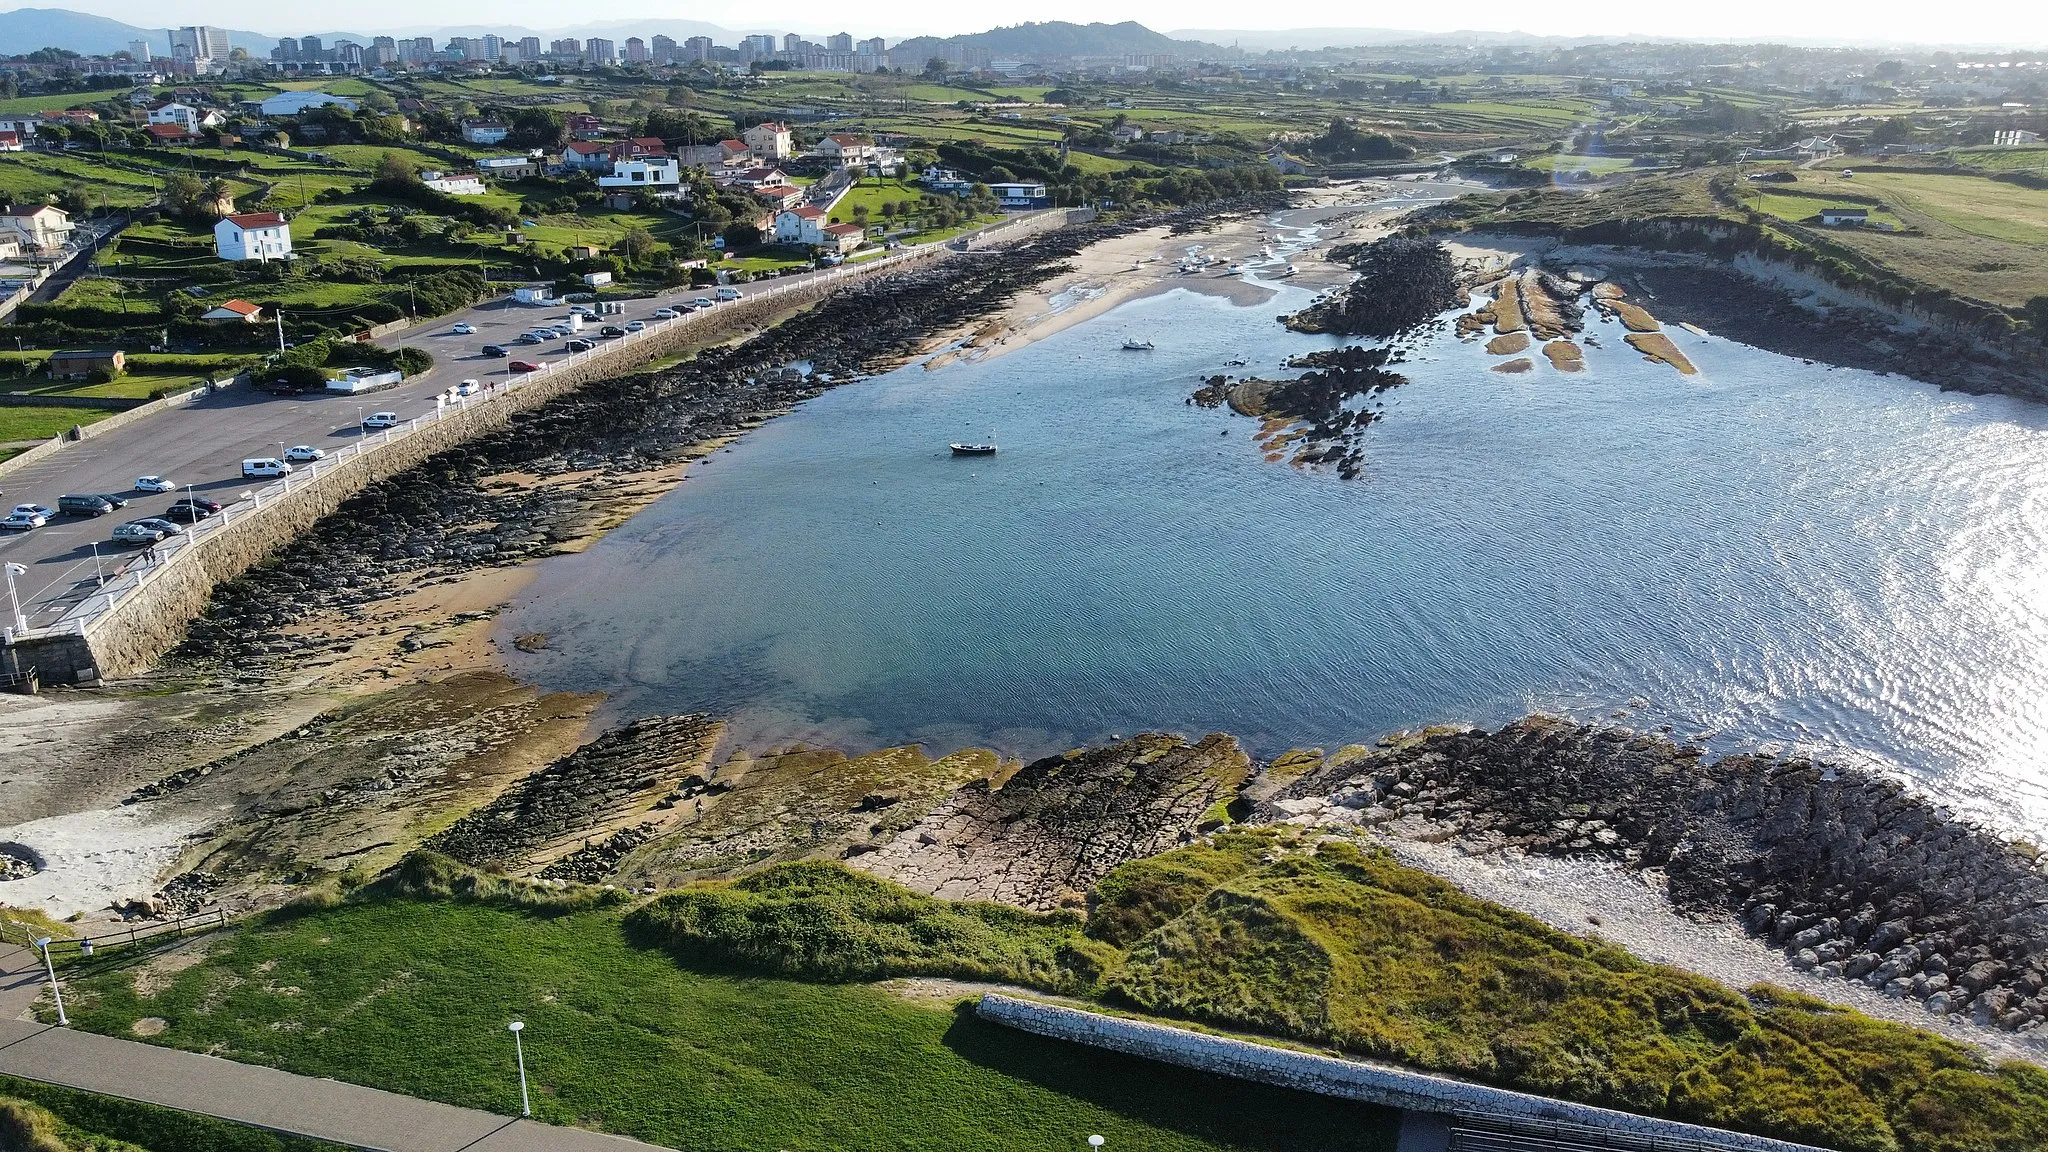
(10, 214), (1063, 646)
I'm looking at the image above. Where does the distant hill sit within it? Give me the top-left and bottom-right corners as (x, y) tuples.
(889, 21), (1221, 63)
(0, 7), (268, 55)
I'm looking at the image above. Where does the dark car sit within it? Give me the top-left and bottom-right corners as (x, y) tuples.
(480, 344), (509, 357)
(169, 496), (221, 516)
(513, 333), (543, 345)
(175, 495), (223, 512)
(95, 493), (130, 509)
(598, 325), (626, 338)
(58, 494), (114, 517)
(161, 503), (209, 523)
(564, 338), (594, 353)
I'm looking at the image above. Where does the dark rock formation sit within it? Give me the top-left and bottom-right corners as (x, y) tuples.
(1190, 346), (1407, 479)
(1282, 237), (1461, 337)
(1265, 716), (2048, 1032)
(856, 732), (1248, 910)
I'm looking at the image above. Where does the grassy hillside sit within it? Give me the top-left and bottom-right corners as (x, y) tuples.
(632, 831), (2048, 1152)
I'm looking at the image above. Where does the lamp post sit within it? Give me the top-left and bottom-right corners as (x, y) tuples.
(32, 937), (66, 1025)
(4, 562), (26, 635)
(1089, 1137), (1105, 1150)
(508, 1021), (531, 1116)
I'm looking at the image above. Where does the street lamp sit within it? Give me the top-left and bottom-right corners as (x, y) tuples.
(508, 1021), (531, 1116)
(32, 937), (66, 1025)
(4, 562), (26, 635)
(1089, 1137), (1105, 1150)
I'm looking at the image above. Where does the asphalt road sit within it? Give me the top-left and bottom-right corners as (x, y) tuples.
(0, 285), (766, 630)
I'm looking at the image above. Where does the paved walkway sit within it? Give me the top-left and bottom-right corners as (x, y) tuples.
(0, 944), (665, 1151)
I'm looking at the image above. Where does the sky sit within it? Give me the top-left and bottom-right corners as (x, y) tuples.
(43, 0), (2048, 47)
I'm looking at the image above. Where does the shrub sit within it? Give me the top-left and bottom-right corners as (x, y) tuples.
(369, 850), (625, 915)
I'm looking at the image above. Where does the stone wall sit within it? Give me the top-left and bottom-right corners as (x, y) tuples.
(974, 995), (1833, 1152)
(25, 240), (976, 685)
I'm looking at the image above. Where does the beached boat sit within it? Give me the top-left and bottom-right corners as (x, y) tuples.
(1122, 339), (1155, 350)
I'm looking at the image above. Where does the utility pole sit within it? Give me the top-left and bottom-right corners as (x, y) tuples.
(275, 308), (285, 354)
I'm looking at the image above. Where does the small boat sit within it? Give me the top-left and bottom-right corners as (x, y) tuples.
(1122, 339), (1155, 351)
(950, 433), (997, 455)
(1226, 263), (1245, 274)
(1276, 264), (1299, 277)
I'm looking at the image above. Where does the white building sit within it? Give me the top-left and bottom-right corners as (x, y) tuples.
(258, 91), (358, 118)
(0, 204), (73, 252)
(774, 205), (828, 246)
(989, 181), (1049, 208)
(421, 170), (487, 195)
(146, 102), (201, 132)
(816, 134), (873, 165)
(461, 119), (509, 144)
(214, 211), (293, 261)
(742, 121), (792, 160)
(598, 157), (682, 194)
(1994, 129), (2042, 146)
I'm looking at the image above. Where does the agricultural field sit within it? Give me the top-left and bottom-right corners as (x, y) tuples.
(1951, 147), (2048, 173)
(1522, 153), (1641, 176)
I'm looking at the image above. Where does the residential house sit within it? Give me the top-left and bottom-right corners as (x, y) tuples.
(598, 157), (683, 195)
(715, 139), (752, 167)
(675, 143), (733, 171)
(200, 298), (263, 322)
(560, 140), (612, 171)
(146, 101), (203, 132)
(1994, 129), (2042, 146)
(989, 181), (1049, 208)
(476, 155), (540, 181)
(1819, 207), (1869, 227)
(0, 234), (20, 260)
(564, 112), (603, 139)
(609, 137), (667, 161)
(741, 121), (792, 159)
(42, 110), (99, 129)
(918, 166), (977, 196)
(1266, 151), (1307, 175)
(0, 117), (39, 139)
(820, 222), (864, 254)
(724, 166), (790, 191)
(773, 204), (828, 246)
(752, 183), (805, 209)
(1111, 124), (1144, 145)
(420, 169), (486, 195)
(259, 91), (357, 117)
(0, 132), (23, 152)
(214, 210), (293, 261)
(816, 134), (873, 165)
(46, 349), (124, 378)
(461, 119), (509, 144)
(0, 204), (73, 252)
(144, 123), (195, 145)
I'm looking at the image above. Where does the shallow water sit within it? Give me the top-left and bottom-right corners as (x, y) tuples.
(503, 267), (2048, 834)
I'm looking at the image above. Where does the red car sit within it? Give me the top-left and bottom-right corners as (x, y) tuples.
(508, 360), (545, 373)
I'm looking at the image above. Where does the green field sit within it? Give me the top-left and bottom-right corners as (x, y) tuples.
(1952, 147), (2048, 173)
(0, 404), (119, 449)
(1523, 154), (1639, 176)
(63, 887), (1396, 1152)
(1849, 170), (2048, 245)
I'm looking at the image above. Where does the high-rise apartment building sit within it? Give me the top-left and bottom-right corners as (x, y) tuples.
(857, 37), (886, 56)
(128, 39), (152, 61)
(624, 37), (648, 63)
(584, 38), (616, 64)
(684, 36), (713, 62)
(171, 26), (230, 61)
(371, 36), (396, 65)
(481, 34), (503, 61)
(650, 35), (676, 64)
(826, 32), (853, 51)
(518, 37), (543, 61)
(550, 38), (581, 58)
(300, 35), (323, 59)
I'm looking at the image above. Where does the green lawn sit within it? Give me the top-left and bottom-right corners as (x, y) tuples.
(1850, 170), (2048, 245)
(820, 176), (929, 226)
(1952, 147), (2048, 173)
(63, 895), (1396, 1152)
(1523, 154), (1639, 176)
(0, 404), (119, 448)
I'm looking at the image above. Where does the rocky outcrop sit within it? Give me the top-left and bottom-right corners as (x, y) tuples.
(425, 714), (719, 872)
(1282, 236), (1461, 336)
(855, 732), (1248, 910)
(1263, 716), (2048, 1033)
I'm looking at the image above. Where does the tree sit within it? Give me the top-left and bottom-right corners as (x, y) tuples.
(510, 108), (566, 148)
(922, 57), (948, 80)
(373, 150), (418, 188)
(615, 226), (659, 263)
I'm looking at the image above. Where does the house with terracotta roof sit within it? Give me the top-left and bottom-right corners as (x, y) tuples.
(773, 204), (828, 246)
(0, 132), (21, 152)
(201, 298), (264, 323)
(560, 140), (612, 171)
(214, 211), (292, 261)
(741, 121), (792, 159)
(716, 139), (752, 166)
(820, 222), (865, 254)
(609, 137), (667, 161)
(816, 133), (873, 165)
(144, 122), (195, 144)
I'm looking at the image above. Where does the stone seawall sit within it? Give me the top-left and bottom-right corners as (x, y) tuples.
(974, 994), (1834, 1152)
(17, 247), (957, 685)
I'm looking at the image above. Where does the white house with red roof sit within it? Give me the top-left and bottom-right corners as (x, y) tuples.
(214, 211), (292, 261)
(201, 298), (264, 323)
(609, 137), (667, 161)
(820, 222), (865, 254)
(0, 204), (73, 252)
(816, 134), (873, 165)
(0, 132), (22, 152)
(741, 121), (792, 159)
(560, 140), (612, 171)
(773, 204), (829, 246)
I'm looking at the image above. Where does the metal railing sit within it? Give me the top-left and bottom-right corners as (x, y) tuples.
(5, 213), (1064, 647)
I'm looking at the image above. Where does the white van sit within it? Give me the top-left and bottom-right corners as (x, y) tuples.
(241, 458), (295, 478)
(714, 286), (743, 301)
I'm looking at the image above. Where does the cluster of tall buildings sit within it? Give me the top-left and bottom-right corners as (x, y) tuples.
(264, 29), (895, 73)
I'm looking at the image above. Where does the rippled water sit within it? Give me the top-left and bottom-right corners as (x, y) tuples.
(504, 268), (2048, 833)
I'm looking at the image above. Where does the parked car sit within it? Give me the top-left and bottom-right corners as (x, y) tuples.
(283, 445), (326, 463)
(58, 494), (113, 517)
(513, 333), (543, 345)
(134, 476), (176, 493)
(451, 322), (476, 335)
(568, 305), (595, 317)
(480, 344), (509, 357)
(652, 308), (679, 320)
(691, 297), (714, 309)
(12, 503), (55, 520)
(715, 287), (743, 301)
(599, 325), (625, 338)
(564, 339), (594, 353)
(161, 503), (210, 523)
(240, 458), (293, 479)
(362, 411), (400, 429)
(0, 510), (44, 531)
(625, 320), (646, 332)
(173, 495), (223, 513)
(508, 360), (544, 373)
(134, 517), (186, 536)
(111, 521), (165, 545)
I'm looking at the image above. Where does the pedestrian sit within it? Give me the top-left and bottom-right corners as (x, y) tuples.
(142, 543), (159, 565)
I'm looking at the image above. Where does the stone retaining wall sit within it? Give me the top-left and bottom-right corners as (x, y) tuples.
(973, 995), (1835, 1152)
(23, 239), (992, 685)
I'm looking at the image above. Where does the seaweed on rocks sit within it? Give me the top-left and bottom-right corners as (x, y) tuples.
(1192, 345), (1407, 479)
(1282, 237), (1461, 337)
